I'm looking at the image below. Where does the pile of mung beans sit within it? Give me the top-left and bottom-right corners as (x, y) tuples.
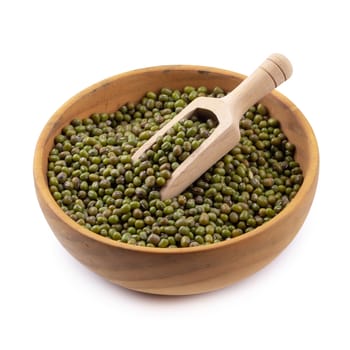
(47, 86), (303, 248)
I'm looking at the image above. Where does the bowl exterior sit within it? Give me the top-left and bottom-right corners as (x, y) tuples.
(34, 65), (319, 295)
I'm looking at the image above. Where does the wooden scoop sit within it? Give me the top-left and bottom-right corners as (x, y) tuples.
(132, 53), (293, 200)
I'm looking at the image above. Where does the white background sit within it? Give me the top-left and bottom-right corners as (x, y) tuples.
(1, 1), (349, 349)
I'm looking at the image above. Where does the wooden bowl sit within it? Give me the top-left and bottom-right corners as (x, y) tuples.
(33, 65), (319, 295)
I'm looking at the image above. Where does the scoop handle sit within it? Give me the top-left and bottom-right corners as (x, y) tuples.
(224, 53), (293, 117)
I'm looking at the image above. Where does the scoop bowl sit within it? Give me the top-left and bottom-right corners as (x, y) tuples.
(33, 65), (319, 295)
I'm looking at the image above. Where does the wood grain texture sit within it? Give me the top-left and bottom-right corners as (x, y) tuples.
(33, 65), (319, 295)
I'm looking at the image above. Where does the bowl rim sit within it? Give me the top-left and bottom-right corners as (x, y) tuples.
(34, 64), (319, 255)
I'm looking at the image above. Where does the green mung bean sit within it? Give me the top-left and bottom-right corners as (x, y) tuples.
(47, 85), (303, 248)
